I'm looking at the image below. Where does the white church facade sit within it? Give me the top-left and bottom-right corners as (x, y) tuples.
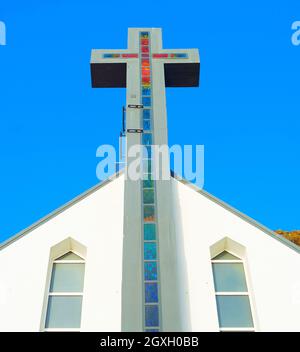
(0, 28), (300, 332)
(0, 172), (300, 332)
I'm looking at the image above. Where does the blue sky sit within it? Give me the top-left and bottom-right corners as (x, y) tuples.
(0, 0), (299, 242)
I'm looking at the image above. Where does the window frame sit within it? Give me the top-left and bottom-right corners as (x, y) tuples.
(43, 252), (85, 332)
(211, 251), (255, 332)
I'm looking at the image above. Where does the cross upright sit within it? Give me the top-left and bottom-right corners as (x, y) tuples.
(91, 28), (200, 332)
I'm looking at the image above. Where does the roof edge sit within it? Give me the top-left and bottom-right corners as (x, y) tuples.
(171, 171), (300, 254)
(1, 170), (298, 255)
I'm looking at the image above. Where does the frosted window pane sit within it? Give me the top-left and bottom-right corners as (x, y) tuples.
(213, 263), (247, 292)
(45, 296), (82, 328)
(56, 252), (83, 261)
(50, 263), (85, 292)
(216, 296), (254, 328)
(213, 251), (240, 260)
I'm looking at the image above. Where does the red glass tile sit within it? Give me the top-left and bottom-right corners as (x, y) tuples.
(122, 53), (138, 58)
(142, 59), (150, 66)
(142, 69), (150, 76)
(142, 46), (149, 53)
(141, 38), (149, 45)
(153, 53), (168, 58)
(142, 76), (151, 84)
(142, 53), (150, 58)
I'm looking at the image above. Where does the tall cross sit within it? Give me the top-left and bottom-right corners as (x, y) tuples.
(91, 28), (200, 332)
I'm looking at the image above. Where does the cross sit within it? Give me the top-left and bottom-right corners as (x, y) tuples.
(90, 28), (200, 332)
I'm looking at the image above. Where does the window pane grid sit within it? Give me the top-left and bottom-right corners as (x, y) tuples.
(45, 252), (85, 330)
(211, 251), (254, 331)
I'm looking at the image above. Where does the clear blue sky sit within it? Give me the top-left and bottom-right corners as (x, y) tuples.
(0, 1), (299, 243)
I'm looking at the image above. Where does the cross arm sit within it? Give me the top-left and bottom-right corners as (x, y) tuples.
(153, 49), (200, 87)
(90, 49), (138, 88)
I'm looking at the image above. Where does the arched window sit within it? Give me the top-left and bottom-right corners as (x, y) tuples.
(211, 251), (254, 332)
(44, 251), (85, 331)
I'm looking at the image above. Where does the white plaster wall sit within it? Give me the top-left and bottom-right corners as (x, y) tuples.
(174, 178), (300, 332)
(0, 176), (124, 332)
(0, 175), (299, 332)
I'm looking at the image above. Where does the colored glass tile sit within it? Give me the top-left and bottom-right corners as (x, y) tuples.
(143, 189), (155, 204)
(142, 46), (149, 53)
(143, 120), (151, 131)
(144, 205), (155, 222)
(103, 53), (120, 58)
(145, 329), (160, 332)
(143, 178), (154, 189)
(144, 262), (157, 280)
(145, 283), (159, 303)
(144, 223), (156, 240)
(144, 242), (157, 260)
(142, 53), (150, 58)
(143, 97), (151, 107)
(142, 59), (150, 66)
(142, 133), (152, 145)
(152, 53), (168, 58)
(142, 88), (151, 96)
(141, 38), (149, 45)
(140, 32), (149, 38)
(145, 305), (159, 327)
(142, 76), (151, 84)
(143, 110), (151, 119)
(170, 53), (188, 58)
(122, 53), (138, 58)
(142, 68), (150, 76)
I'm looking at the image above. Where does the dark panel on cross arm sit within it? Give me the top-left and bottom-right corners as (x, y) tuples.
(164, 63), (200, 87)
(91, 63), (127, 88)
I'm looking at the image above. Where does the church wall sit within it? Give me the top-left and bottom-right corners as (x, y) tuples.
(174, 178), (300, 331)
(0, 176), (124, 332)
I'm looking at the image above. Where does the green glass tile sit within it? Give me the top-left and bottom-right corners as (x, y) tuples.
(143, 189), (155, 204)
(144, 223), (156, 240)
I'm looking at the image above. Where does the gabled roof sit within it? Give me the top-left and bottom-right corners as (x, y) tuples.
(1, 170), (299, 254)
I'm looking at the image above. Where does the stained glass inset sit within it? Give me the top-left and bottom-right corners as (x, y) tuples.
(144, 262), (158, 280)
(145, 283), (159, 303)
(144, 242), (157, 260)
(145, 305), (159, 327)
(143, 189), (155, 204)
(144, 223), (156, 240)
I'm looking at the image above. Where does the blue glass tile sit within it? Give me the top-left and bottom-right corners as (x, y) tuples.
(140, 32), (149, 38)
(143, 146), (152, 158)
(144, 242), (157, 260)
(142, 133), (152, 145)
(142, 88), (151, 96)
(143, 120), (151, 131)
(145, 305), (159, 327)
(145, 329), (160, 332)
(142, 97), (151, 107)
(144, 262), (157, 280)
(143, 109), (151, 120)
(145, 283), (159, 303)
(144, 223), (156, 240)
(143, 189), (155, 204)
